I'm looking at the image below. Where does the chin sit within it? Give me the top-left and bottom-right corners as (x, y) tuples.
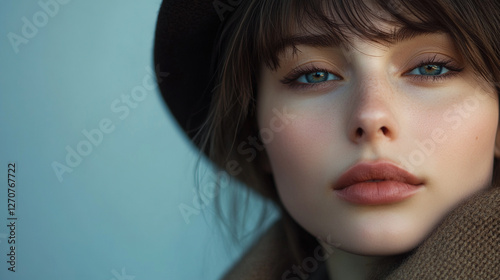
(339, 239), (421, 256)
(320, 223), (432, 256)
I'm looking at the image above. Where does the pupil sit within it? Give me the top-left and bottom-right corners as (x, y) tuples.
(312, 72), (324, 80)
(307, 72), (327, 83)
(422, 65), (441, 75)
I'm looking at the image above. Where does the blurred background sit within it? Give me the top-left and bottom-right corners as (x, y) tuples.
(0, 0), (278, 279)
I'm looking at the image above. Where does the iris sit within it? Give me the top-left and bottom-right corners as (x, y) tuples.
(298, 71), (339, 83)
(410, 64), (449, 76)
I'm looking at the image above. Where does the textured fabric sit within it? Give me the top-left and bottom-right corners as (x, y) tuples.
(385, 187), (500, 279)
(221, 220), (290, 280)
(222, 187), (500, 279)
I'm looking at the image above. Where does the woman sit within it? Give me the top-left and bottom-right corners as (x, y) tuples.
(155, 0), (500, 279)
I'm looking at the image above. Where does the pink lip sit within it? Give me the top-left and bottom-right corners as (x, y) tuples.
(333, 161), (424, 205)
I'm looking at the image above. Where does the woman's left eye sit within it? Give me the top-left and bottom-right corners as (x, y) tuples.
(407, 64), (450, 76)
(296, 71), (340, 84)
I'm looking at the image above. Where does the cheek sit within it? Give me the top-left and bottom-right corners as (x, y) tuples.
(261, 105), (341, 191)
(433, 100), (497, 189)
(260, 106), (352, 232)
(409, 92), (499, 208)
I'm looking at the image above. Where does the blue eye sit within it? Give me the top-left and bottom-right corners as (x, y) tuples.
(408, 64), (450, 76)
(297, 71), (340, 83)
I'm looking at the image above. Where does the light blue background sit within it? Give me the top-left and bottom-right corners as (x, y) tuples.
(0, 0), (278, 279)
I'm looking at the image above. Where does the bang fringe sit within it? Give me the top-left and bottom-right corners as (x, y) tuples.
(255, 0), (454, 70)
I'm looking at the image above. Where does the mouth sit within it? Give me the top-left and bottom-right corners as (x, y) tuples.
(333, 161), (424, 205)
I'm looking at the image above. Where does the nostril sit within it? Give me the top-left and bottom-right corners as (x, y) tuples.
(356, 127), (363, 137)
(381, 126), (389, 135)
(354, 126), (391, 140)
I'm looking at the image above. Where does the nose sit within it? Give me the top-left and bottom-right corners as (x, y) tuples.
(347, 77), (399, 144)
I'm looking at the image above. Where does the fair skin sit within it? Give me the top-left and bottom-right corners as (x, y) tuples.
(257, 26), (500, 279)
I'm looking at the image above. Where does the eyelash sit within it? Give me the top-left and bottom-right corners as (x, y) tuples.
(280, 66), (336, 89)
(405, 57), (464, 82)
(280, 57), (465, 90)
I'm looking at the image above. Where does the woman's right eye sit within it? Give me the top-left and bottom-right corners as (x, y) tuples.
(296, 71), (341, 84)
(280, 66), (344, 89)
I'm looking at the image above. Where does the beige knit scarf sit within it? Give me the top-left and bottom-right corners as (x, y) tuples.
(223, 187), (500, 280)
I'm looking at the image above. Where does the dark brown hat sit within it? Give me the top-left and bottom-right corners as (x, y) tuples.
(154, 0), (240, 142)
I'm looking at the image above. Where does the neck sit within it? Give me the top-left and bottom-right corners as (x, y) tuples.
(320, 244), (400, 280)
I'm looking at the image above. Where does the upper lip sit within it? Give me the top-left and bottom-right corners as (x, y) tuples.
(333, 161), (424, 190)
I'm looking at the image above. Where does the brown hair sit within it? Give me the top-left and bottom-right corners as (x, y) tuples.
(198, 0), (500, 276)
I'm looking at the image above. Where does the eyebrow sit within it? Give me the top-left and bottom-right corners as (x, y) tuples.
(280, 27), (439, 52)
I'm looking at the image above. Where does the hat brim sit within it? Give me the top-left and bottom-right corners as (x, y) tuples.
(154, 0), (224, 142)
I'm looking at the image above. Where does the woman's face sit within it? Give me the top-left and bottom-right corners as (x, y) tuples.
(257, 27), (500, 255)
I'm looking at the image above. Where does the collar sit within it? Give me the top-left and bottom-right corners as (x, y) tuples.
(222, 187), (500, 279)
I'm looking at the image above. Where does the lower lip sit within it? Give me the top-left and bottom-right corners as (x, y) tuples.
(334, 181), (422, 205)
